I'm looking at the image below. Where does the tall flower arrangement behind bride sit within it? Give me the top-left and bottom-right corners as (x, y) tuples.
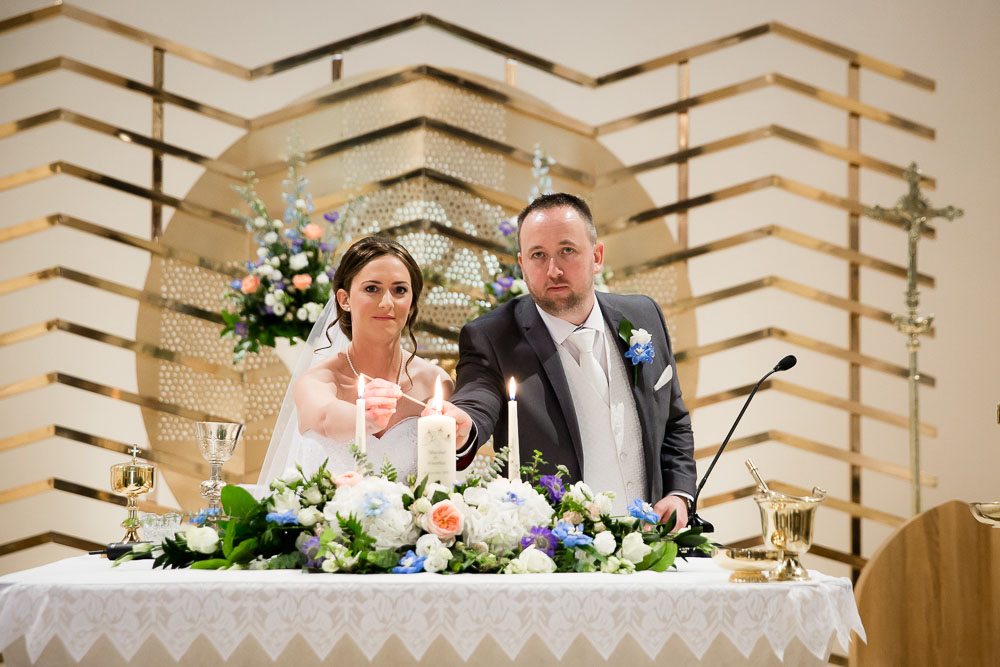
(222, 137), (347, 362)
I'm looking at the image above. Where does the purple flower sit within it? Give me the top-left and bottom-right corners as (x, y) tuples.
(230, 279), (242, 290)
(318, 243), (333, 252)
(628, 498), (659, 524)
(491, 281), (507, 295)
(538, 475), (565, 503)
(233, 322), (248, 337)
(520, 526), (557, 557)
(552, 521), (593, 547)
(499, 219), (516, 237)
(272, 283), (284, 291)
(323, 211), (340, 223)
(392, 550), (426, 574)
(265, 510), (299, 525)
(498, 276), (514, 289)
(298, 535), (324, 568)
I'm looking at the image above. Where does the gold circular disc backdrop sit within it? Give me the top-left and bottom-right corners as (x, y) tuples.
(137, 66), (697, 508)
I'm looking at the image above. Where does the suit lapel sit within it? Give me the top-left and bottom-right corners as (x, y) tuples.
(596, 293), (657, 465)
(515, 297), (584, 472)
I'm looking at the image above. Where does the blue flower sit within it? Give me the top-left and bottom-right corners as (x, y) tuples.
(625, 342), (655, 366)
(538, 475), (565, 504)
(499, 219), (516, 237)
(230, 279), (242, 290)
(233, 322), (248, 337)
(323, 211), (340, 224)
(628, 498), (659, 524)
(363, 492), (389, 517)
(284, 228), (299, 239)
(520, 526), (557, 557)
(392, 550), (426, 573)
(187, 507), (219, 525)
(551, 521), (593, 547)
(503, 491), (525, 506)
(266, 510), (299, 525)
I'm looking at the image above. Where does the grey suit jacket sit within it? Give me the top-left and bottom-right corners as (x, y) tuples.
(451, 291), (696, 501)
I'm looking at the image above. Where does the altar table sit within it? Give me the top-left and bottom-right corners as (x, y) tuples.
(0, 555), (864, 666)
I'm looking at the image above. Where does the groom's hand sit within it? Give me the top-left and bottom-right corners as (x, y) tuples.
(422, 401), (473, 449)
(652, 495), (688, 532)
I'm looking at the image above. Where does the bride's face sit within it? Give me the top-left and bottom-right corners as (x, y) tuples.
(337, 254), (414, 341)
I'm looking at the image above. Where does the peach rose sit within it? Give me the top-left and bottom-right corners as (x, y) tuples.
(333, 471), (362, 487)
(302, 223), (324, 240)
(292, 273), (313, 290)
(425, 499), (463, 538)
(240, 275), (260, 294)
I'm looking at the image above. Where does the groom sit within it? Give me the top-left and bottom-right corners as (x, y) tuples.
(439, 193), (696, 529)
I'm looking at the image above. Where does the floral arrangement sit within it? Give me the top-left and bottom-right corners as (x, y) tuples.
(121, 450), (711, 574)
(221, 139), (346, 362)
(477, 144), (610, 317)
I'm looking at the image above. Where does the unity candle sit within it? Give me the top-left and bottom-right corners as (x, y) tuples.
(417, 376), (456, 486)
(355, 375), (367, 456)
(507, 377), (520, 481)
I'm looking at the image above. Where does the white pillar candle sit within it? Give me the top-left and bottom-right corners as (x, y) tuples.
(507, 377), (520, 481)
(417, 376), (456, 486)
(355, 375), (367, 458)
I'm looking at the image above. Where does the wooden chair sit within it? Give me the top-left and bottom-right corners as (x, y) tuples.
(851, 499), (1000, 666)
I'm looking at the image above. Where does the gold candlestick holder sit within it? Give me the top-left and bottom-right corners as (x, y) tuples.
(110, 445), (155, 543)
(195, 421), (243, 525)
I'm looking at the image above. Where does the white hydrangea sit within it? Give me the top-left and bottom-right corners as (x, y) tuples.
(271, 219), (283, 230)
(256, 247), (268, 258)
(257, 264), (273, 277)
(322, 477), (418, 550)
(460, 478), (554, 553)
(289, 252), (309, 271)
(263, 231), (278, 244)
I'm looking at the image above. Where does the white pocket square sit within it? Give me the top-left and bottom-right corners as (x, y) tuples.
(653, 365), (674, 391)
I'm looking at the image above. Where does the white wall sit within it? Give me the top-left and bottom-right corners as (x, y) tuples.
(1, 0), (998, 576)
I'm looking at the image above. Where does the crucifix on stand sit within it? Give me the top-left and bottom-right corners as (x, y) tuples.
(867, 163), (962, 515)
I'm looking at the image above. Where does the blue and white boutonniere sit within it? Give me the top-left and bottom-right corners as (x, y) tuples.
(618, 317), (654, 385)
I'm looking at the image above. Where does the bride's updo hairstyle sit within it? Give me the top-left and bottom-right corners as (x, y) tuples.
(325, 236), (423, 375)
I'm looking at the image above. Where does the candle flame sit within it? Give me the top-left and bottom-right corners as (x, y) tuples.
(432, 376), (443, 413)
(357, 374), (365, 400)
(508, 377), (517, 401)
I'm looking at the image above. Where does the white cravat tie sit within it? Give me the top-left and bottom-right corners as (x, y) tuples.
(567, 327), (609, 404)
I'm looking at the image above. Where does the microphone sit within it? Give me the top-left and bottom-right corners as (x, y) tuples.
(687, 355), (797, 536)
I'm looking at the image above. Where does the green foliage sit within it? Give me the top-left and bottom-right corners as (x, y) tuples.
(379, 456), (397, 483)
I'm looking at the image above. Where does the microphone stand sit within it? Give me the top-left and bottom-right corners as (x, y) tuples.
(681, 356), (796, 555)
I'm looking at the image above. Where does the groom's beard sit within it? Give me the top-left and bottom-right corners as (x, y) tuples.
(528, 275), (593, 317)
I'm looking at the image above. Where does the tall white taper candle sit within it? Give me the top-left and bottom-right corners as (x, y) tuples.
(355, 375), (367, 458)
(507, 377), (520, 481)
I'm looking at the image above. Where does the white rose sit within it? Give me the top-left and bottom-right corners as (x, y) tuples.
(593, 530), (617, 556)
(271, 270), (283, 281)
(567, 481), (593, 503)
(295, 198), (306, 210)
(316, 273), (329, 285)
(620, 532), (652, 564)
(270, 257), (281, 267)
(629, 328), (652, 346)
(273, 303), (286, 316)
(253, 216), (267, 229)
(280, 467), (303, 484)
(505, 545), (556, 574)
(301, 484), (322, 506)
(600, 555), (624, 573)
(297, 307), (307, 321)
(264, 293), (275, 306)
(595, 492), (614, 516)
(271, 218), (283, 230)
(257, 264), (273, 276)
(412, 497), (432, 515)
(263, 231), (278, 244)
(256, 247), (268, 258)
(415, 533), (444, 557)
(289, 253), (309, 271)
(185, 526), (219, 554)
(296, 507), (324, 527)
(463, 486), (488, 507)
(423, 546), (452, 573)
(268, 487), (301, 514)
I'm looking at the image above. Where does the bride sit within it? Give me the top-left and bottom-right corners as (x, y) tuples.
(257, 236), (469, 483)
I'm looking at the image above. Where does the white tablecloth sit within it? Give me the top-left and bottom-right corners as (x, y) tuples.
(0, 555), (864, 666)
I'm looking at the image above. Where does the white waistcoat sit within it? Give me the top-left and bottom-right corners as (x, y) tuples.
(556, 327), (647, 515)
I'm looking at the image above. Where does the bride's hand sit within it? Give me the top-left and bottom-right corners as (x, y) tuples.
(362, 378), (402, 432)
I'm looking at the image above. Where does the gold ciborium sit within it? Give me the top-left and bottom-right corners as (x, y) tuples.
(755, 486), (826, 581)
(110, 445), (155, 543)
(195, 421), (243, 522)
(712, 547), (784, 583)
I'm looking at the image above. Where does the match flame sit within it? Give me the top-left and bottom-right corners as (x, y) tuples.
(432, 376), (443, 413)
(508, 377), (517, 401)
(357, 374), (365, 400)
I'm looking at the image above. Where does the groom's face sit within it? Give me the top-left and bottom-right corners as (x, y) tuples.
(518, 205), (604, 324)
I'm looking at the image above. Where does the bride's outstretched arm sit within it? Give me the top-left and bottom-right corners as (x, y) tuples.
(293, 366), (400, 440)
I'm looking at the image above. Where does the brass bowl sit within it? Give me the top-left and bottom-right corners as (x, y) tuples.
(712, 547), (784, 583)
(969, 502), (1000, 527)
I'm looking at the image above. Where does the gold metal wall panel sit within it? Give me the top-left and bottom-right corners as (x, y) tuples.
(0, 531), (103, 557)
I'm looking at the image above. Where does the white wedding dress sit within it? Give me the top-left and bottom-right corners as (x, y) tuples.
(252, 299), (419, 494)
